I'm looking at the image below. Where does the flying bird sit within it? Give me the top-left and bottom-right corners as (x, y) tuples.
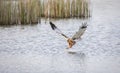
(49, 21), (87, 49)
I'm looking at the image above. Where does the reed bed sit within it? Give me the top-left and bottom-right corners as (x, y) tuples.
(0, 0), (90, 25)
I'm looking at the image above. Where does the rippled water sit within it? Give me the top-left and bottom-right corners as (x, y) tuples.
(0, 0), (120, 73)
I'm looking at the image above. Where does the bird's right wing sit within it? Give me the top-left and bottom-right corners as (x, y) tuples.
(49, 21), (69, 39)
(72, 22), (87, 40)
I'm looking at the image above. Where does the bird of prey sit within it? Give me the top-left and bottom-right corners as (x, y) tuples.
(49, 21), (87, 49)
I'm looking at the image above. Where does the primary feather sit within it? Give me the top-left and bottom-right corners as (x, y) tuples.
(49, 21), (69, 39)
(72, 22), (87, 40)
(50, 22), (57, 30)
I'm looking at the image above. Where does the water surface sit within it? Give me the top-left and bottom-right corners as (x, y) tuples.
(0, 0), (120, 73)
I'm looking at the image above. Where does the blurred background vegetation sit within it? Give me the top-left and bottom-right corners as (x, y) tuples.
(0, 0), (90, 25)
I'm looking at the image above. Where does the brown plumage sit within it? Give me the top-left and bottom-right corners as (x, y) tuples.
(49, 21), (87, 49)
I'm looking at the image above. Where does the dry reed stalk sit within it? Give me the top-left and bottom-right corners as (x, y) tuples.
(0, 0), (90, 25)
(65, 0), (70, 18)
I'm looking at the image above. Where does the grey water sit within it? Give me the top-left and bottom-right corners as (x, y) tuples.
(0, 0), (120, 73)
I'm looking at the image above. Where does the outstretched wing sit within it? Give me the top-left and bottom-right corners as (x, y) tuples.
(72, 22), (87, 40)
(49, 21), (69, 39)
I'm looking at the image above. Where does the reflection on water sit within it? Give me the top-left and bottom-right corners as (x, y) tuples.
(0, 0), (120, 73)
(0, 52), (87, 73)
(49, 52), (86, 73)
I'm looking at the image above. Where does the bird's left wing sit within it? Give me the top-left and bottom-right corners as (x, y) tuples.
(72, 22), (87, 40)
(49, 21), (69, 39)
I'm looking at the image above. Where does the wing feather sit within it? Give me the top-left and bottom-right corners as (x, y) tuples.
(72, 22), (87, 40)
(49, 21), (69, 39)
